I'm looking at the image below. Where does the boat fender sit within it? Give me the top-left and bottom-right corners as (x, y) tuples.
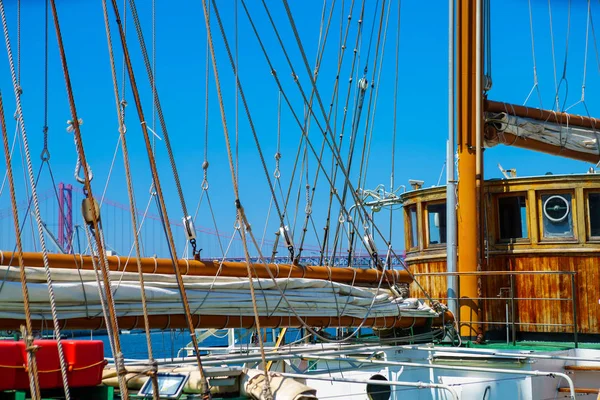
(241, 368), (317, 400)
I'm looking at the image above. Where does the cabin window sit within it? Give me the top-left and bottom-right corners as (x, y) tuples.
(589, 193), (600, 238)
(498, 195), (528, 240)
(541, 193), (574, 239)
(407, 206), (418, 249)
(427, 203), (446, 246)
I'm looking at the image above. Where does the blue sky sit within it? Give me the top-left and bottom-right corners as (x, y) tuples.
(0, 0), (597, 258)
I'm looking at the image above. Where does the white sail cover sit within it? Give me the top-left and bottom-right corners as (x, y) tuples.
(0, 266), (436, 321)
(485, 112), (600, 156)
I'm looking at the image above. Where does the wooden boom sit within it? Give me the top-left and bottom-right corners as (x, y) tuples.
(0, 251), (412, 286)
(485, 100), (600, 163)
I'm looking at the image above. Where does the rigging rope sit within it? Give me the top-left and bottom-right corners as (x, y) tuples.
(524, 0), (543, 107)
(389, 0), (400, 252)
(242, 0), (434, 303)
(0, 92), (42, 400)
(555, 0), (571, 112)
(101, 0), (159, 396)
(201, 1), (273, 397)
(108, 1), (212, 397)
(125, 0), (194, 235)
(41, 0), (50, 161)
(47, 1), (128, 397)
(258, 0), (379, 263)
(0, 1), (71, 397)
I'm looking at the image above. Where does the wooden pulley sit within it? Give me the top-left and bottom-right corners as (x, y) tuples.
(81, 197), (100, 224)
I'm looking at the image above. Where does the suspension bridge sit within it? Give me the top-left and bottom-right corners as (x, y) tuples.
(0, 183), (405, 268)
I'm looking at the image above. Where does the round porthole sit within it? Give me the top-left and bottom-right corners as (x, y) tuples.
(367, 374), (391, 400)
(543, 195), (570, 223)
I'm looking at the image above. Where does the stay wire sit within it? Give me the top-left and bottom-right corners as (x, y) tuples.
(554, 0), (571, 112)
(244, 0), (385, 266)
(389, 0), (401, 247)
(0, 92), (42, 400)
(321, 0), (365, 264)
(348, 0), (389, 261)
(48, 1), (128, 397)
(101, 0), (159, 396)
(294, 0), (339, 261)
(0, 1), (71, 397)
(210, 0), (285, 226)
(126, 0), (192, 221)
(241, 0), (434, 299)
(41, 0), (50, 161)
(524, 0), (543, 107)
(201, 1), (276, 396)
(259, 0), (376, 250)
(108, 1), (211, 397)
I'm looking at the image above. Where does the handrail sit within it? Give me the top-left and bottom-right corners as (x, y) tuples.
(414, 270), (576, 276)
(412, 270), (579, 347)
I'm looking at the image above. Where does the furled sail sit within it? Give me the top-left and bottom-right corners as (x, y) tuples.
(484, 100), (600, 163)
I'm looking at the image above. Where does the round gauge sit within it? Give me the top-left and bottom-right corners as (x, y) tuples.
(543, 195), (570, 223)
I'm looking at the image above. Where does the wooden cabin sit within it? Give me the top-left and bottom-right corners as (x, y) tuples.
(401, 173), (600, 338)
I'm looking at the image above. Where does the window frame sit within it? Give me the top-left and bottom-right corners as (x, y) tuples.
(495, 192), (530, 244)
(537, 190), (578, 242)
(405, 204), (419, 250)
(424, 200), (447, 248)
(585, 190), (600, 242)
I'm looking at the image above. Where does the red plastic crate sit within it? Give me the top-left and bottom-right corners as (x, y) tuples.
(15, 340), (62, 390)
(63, 340), (105, 387)
(0, 341), (21, 390)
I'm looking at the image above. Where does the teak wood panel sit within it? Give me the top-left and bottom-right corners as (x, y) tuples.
(409, 254), (600, 334)
(409, 260), (448, 302)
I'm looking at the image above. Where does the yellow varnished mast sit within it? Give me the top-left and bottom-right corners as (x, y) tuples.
(456, 0), (483, 338)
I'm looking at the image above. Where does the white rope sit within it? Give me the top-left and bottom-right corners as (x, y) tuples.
(0, 124), (17, 199)
(0, 2), (71, 397)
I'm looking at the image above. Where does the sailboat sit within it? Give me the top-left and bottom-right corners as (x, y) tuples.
(0, 0), (599, 399)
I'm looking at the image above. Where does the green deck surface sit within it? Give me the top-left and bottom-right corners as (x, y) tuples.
(462, 340), (600, 352)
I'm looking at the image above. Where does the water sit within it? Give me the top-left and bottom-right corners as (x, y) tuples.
(90, 330), (224, 360)
(6, 327), (367, 360)
(89, 328), (310, 360)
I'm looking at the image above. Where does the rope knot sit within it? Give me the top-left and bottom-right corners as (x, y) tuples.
(147, 359), (159, 376)
(202, 160), (209, 170)
(115, 352), (127, 376)
(66, 118), (84, 133)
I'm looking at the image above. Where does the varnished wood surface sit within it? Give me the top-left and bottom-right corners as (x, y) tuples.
(407, 254), (600, 334)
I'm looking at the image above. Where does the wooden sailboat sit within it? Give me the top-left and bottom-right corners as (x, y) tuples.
(1, 0), (600, 399)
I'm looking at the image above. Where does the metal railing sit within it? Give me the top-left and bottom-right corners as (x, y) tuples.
(412, 270), (579, 347)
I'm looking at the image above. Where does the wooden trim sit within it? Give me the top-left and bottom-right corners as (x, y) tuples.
(585, 189), (600, 241)
(527, 189), (539, 245)
(537, 189), (577, 242)
(557, 388), (599, 394)
(493, 191), (531, 245)
(563, 365), (600, 372)
(406, 246), (599, 263)
(405, 205), (418, 251)
(576, 187), (587, 244)
(423, 199), (447, 249)
(416, 201), (424, 251)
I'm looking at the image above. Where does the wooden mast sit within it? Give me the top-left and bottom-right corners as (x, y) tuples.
(456, 0), (482, 337)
